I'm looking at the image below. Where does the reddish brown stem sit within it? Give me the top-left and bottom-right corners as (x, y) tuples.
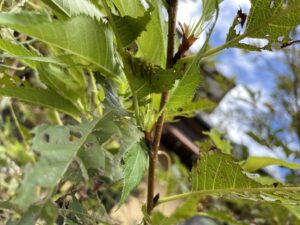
(146, 0), (178, 214)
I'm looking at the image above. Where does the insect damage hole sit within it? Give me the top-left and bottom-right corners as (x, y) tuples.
(43, 133), (50, 143)
(69, 130), (82, 142)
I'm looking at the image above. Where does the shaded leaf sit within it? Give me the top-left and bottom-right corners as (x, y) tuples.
(14, 117), (104, 209)
(13, 201), (57, 225)
(120, 142), (148, 204)
(113, 0), (167, 67)
(0, 87), (80, 120)
(112, 8), (151, 47)
(200, 210), (248, 225)
(151, 197), (200, 225)
(126, 54), (181, 100)
(0, 38), (38, 68)
(37, 63), (85, 102)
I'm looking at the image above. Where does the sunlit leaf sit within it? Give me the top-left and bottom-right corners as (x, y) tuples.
(242, 156), (300, 172)
(166, 98), (215, 119)
(42, 0), (103, 20)
(113, 0), (167, 67)
(190, 153), (300, 205)
(203, 129), (232, 154)
(227, 0), (300, 50)
(0, 13), (119, 77)
(166, 2), (219, 112)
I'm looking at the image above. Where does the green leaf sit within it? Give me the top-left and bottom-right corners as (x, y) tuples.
(0, 38), (38, 68)
(166, 63), (201, 112)
(119, 142), (148, 204)
(0, 87), (80, 120)
(202, 0), (223, 22)
(112, 9), (151, 47)
(0, 201), (16, 211)
(203, 128), (232, 154)
(227, 0), (300, 50)
(189, 153), (300, 205)
(246, 131), (270, 147)
(13, 201), (58, 225)
(15, 205), (41, 225)
(113, 0), (167, 67)
(126, 54), (181, 100)
(166, 98), (216, 119)
(42, 0), (103, 20)
(137, 0), (167, 67)
(285, 205), (300, 221)
(37, 63), (85, 102)
(191, 153), (261, 192)
(76, 109), (144, 182)
(112, 0), (145, 17)
(242, 156), (300, 172)
(14, 117), (103, 210)
(77, 121), (121, 180)
(166, 2), (219, 112)
(152, 197), (200, 225)
(0, 13), (119, 77)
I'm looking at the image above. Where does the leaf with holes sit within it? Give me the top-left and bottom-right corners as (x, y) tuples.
(227, 0), (300, 50)
(190, 153), (300, 205)
(0, 87), (80, 120)
(14, 118), (102, 210)
(126, 54), (182, 100)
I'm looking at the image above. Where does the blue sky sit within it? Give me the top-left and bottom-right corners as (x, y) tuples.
(177, 0), (300, 179)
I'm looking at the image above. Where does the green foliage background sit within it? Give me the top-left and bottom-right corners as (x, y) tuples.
(0, 0), (299, 224)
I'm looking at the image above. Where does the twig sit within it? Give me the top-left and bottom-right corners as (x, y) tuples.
(9, 102), (28, 146)
(89, 70), (103, 116)
(146, 0), (178, 214)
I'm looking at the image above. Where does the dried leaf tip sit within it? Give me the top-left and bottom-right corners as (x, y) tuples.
(178, 22), (198, 55)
